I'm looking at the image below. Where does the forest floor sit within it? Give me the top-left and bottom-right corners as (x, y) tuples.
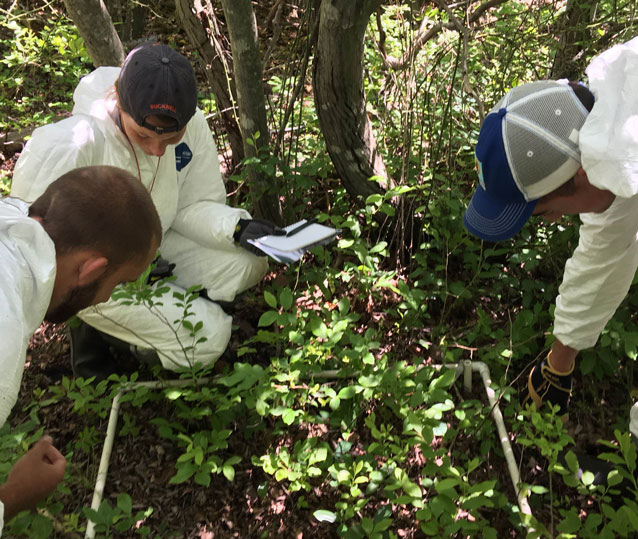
(5, 142), (633, 535)
(10, 286), (633, 538)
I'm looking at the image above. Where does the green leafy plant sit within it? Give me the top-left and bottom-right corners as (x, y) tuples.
(83, 494), (153, 537)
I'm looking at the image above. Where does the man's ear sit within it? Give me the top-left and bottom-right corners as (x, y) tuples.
(78, 256), (108, 286)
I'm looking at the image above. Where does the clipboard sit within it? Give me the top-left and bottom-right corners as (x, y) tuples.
(248, 219), (340, 263)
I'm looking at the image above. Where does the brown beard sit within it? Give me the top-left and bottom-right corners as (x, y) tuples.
(44, 279), (102, 324)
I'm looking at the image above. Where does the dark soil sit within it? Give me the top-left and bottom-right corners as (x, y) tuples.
(13, 297), (343, 538)
(12, 297), (630, 538)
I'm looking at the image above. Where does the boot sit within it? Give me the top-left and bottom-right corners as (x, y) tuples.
(69, 322), (120, 382)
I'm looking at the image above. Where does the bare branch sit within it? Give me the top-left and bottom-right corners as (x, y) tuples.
(387, 0), (508, 71)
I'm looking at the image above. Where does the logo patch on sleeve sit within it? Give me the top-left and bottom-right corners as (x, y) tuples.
(175, 142), (193, 172)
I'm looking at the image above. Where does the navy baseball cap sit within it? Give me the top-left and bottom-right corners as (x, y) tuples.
(463, 80), (589, 242)
(118, 42), (197, 134)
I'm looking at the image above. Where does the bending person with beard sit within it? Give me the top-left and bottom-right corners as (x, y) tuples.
(0, 165), (161, 533)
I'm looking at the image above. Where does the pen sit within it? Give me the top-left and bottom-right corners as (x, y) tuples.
(286, 217), (318, 237)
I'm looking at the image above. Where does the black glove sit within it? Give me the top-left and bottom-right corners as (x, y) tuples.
(146, 256), (176, 284)
(234, 218), (286, 256)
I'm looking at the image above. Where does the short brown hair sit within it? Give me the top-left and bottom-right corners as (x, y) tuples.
(29, 166), (162, 268)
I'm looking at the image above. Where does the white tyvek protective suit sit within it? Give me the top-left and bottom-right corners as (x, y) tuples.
(0, 197), (57, 533)
(553, 36), (638, 437)
(11, 67), (268, 370)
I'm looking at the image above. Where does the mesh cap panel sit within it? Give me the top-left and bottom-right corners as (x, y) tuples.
(502, 82), (587, 198)
(518, 96), (583, 143)
(507, 81), (559, 103)
(505, 121), (576, 191)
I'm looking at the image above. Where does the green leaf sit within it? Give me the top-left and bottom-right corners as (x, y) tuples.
(369, 242), (387, 254)
(375, 518), (393, 532)
(429, 368), (455, 390)
(358, 374), (381, 388)
(165, 388), (184, 400)
(117, 493), (132, 515)
(30, 514), (53, 539)
(606, 469), (622, 486)
(435, 478), (459, 492)
(308, 446), (328, 465)
(402, 479), (422, 498)
(617, 505), (638, 530)
(313, 509), (336, 523)
(310, 319), (329, 339)
(362, 517), (374, 535)
(530, 485), (549, 494)
(194, 470), (211, 487)
(223, 465), (236, 481)
(224, 455), (242, 467)
(482, 527), (498, 539)
(556, 508), (581, 533)
(194, 446), (204, 466)
(169, 462), (198, 484)
(338, 385), (358, 399)
(365, 194), (383, 205)
(282, 408), (296, 425)
(581, 471), (594, 486)
(258, 311), (279, 327)
(279, 288), (293, 310)
(337, 469), (350, 482)
(564, 450), (579, 472)
(264, 290), (277, 309)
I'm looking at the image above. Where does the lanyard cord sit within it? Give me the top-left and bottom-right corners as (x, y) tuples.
(124, 133), (161, 193)
(115, 108), (161, 193)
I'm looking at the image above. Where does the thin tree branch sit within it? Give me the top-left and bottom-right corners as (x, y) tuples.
(386, 0), (508, 71)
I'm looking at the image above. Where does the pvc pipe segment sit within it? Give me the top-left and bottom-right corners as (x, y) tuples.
(84, 364), (533, 537)
(85, 378), (212, 539)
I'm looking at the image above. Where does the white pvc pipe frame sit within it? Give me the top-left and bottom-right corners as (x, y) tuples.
(84, 362), (532, 538)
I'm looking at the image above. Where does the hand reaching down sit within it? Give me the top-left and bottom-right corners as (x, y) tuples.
(0, 435), (66, 521)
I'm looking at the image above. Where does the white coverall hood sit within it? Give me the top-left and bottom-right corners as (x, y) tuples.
(71, 66), (120, 120)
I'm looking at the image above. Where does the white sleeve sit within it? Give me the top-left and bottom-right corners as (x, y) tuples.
(554, 194), (638, 350)
(580, 36), (638, 197)
(0, 500), (4, 536)
(170, 111), (250, 249)
(0, 324), (25, 429)
(0, 277), (30, 428)
(11, 117), (97, 202)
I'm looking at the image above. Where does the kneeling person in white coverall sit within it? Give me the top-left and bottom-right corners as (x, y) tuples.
(463, 37), (638, 442)
(11, 42), (281, 378)
(0, 165), (161, 533)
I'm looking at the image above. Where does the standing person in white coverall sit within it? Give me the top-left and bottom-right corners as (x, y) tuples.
(11, 42), (282, 378)
(0, 165), (161, 534)
(463, 37), (638, 441)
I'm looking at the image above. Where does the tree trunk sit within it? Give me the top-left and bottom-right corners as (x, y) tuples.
(63, 0), (125, 67)
(313, 0), (387, 204)
(219, 0), (281, 223)
(105, 0), (148, 44)
(175, 0), (245, 169)
(550, 0), (595, 80)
